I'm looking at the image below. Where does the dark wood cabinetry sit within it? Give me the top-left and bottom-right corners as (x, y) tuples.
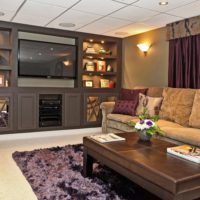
(83, 93), (117, 126)
(0, 93), (13, 132)
(64, 93), (81, 127)
(17, 93), (37, 130)
(0, 28), (12, 87)
(0, 21), (122, 134)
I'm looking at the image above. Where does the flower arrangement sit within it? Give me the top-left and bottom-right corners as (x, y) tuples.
(128, 107), (163, 140)
(134, 119), (162, 136)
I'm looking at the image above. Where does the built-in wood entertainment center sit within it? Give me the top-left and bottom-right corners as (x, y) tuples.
(0, 21), (122, 134)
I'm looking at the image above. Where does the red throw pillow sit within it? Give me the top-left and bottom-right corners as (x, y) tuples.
(119, 88), (147, 101)
(112, 100), (138, 116)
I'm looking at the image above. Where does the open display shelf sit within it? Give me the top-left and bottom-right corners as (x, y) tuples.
(83, 53), (117, 60)
(0, 28), (12, 88)
(82, 38), (119, 89)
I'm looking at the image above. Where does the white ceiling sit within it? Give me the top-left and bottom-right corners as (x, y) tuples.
(0, 0), (199, 38)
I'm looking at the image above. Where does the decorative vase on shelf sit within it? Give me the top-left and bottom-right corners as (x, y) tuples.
(138, 130), (152, 141)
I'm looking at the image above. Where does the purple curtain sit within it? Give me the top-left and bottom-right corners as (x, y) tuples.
(168, 34), (200, 88)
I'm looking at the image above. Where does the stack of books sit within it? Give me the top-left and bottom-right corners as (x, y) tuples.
(167, 145), (200, 164)
(90, 133), (125, 143)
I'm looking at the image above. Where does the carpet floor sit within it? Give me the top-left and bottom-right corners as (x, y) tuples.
(13, 144), (160, 200)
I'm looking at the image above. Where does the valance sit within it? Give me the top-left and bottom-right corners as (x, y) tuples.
(166, 15), (200, 40)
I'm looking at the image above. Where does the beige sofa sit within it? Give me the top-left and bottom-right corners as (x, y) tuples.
(100, 87), (200, 147)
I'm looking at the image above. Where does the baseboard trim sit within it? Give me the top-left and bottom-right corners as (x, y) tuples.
(0, 127), (102, 141)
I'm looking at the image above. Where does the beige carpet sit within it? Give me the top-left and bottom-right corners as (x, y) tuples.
(0, 128), (101, 200)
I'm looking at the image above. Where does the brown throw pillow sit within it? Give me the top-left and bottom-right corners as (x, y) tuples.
(136, 93), (163, 117)
(112, 100), (138, 116)
(159, 87), (196, 126)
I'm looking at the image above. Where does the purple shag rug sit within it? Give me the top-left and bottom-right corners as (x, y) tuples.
(13, 144), (160, 200)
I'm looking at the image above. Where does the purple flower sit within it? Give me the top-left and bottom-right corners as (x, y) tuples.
(146, 120), (153, 127)
(140, 120), (144, 124)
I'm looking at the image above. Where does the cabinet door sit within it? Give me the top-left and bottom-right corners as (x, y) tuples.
(64, 93), (81, 127)
(18, 93), (37, 130)
(83, 94), (102, 126)
(0, 94), (13, 132)
(83, 93), (117, 126)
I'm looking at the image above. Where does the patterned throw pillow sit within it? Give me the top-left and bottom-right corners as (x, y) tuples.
(119, 88), (147, 101)
(136, 93), (163, 117)
(112, 100), (138, 116)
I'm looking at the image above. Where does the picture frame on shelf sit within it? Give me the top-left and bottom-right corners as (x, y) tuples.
(0, 74), (5, 87)
(100, 79), (109, 88)
(106, 64), (113, 72)
(96, 60), (106, 72)
(84, 61), (96, 72)
(83, 80), (94, 88)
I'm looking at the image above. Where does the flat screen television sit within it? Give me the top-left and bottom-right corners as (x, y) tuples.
(18, 39), (77, 78)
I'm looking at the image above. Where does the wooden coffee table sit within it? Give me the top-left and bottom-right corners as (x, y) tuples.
(83, 132), (200, 200)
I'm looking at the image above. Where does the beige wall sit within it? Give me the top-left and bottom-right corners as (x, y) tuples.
(122, 27), (168, 88)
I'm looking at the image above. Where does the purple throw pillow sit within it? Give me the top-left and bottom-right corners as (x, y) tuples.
(112, 100), (138, 116)
(119, 88), (147, 101)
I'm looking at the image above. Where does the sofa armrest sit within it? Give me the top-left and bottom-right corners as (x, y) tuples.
(100, 101), (115, 133)
(100, 101), (115, 113)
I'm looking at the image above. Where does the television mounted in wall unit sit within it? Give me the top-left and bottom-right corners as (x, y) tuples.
(18, 39), (77, 79)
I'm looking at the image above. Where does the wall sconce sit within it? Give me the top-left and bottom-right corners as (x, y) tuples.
(137, 43), (150, 56)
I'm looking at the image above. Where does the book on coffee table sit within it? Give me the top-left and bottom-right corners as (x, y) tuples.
(90, 133), (125, 143)
(167, 145), (200, 164)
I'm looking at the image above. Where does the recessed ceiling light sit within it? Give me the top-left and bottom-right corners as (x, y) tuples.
(101, 40), (105, 44)
(0, 11), (5, 16)
(89, 39), (94, 42)
(59, 23), (76, 28)
(115, 31), (128, 36)
(38, 53), (42, 56)
(159, 1), (168, 6)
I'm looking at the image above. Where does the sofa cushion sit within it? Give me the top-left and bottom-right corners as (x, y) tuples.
(107, 114), (139, 132)
(112, 100), (138, 116)
(147, 87), (164, 97)
(133, 86), (163, 97)
(119, 88), (147, 100)
(136, 93), (163, 117)
(107, 119), (135, 132)
(159, 87), (196, 126)
(107, 127), (125, 133)
(161, 127), (200, 147)
(107, 113), (139, 123)
(189, 90), (200, 128)
(157, 119), (183, 129)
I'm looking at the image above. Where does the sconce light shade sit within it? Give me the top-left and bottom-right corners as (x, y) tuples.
(137, 43), (150, 55)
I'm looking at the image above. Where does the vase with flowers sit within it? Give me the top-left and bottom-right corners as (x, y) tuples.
(128, 107), (163, 141)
